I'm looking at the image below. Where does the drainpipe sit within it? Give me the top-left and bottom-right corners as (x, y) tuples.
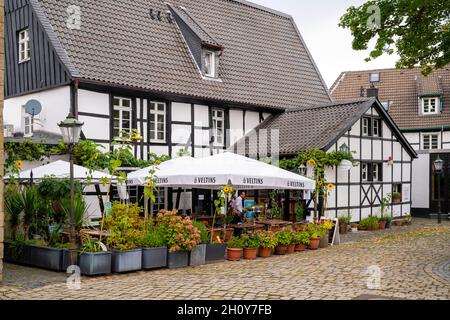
(70, 79), (80, 118)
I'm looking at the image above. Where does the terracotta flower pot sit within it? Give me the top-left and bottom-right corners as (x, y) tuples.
(378, 221), (386, 230)
(295, 244), (306, 252)
(275, 245), (288, 255)
(286, 244), (295, 254)
(309, 238), (320, 250)
(227, 248), (242, 261)
(243, 248), (257, 260)
(339, 224), (348, 234)
(258, 247), (272, 258)
(393, 220), (403, 226)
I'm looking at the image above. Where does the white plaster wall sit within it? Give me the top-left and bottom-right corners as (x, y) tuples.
(349, 119), (360, 136)
(194, 105), (209, 127)
(229, 110), (244, 145)
(244, 111), (260, 134)
(172, 102), (191, 122)
(172, 124), (191, 145)
(194, 129), (210, 146)
(78, 115), (110, 141)
(149, 146), (170, 157)
(411, 153), (430, 209)
(4, 86), (71, 134)
(78, 89), (109, 115)
(373, 140), (382, 160)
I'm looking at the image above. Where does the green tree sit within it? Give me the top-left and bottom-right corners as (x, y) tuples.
(339, 0), (450, 75)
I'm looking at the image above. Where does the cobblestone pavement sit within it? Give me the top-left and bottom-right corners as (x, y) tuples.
(1, 218), (449, 300)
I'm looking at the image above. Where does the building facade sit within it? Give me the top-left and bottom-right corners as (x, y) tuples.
(331, 67), (450, 217)
(234, 98), (417, 222)
(3, 0), (330, 215)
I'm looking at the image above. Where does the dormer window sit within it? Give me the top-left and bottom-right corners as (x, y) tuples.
(369, 72), (380, 83)
(203, 50), (216, 78)
(18, 29), (31, 63)
(421, 97), (440, 115)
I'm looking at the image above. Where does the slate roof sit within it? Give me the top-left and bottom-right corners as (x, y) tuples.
(36, 0), (331, 110)
(232, 98), (417, 158)
(330, 66), (450, 130)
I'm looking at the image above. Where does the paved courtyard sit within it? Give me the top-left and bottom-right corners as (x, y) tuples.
(1, 218), (449, 300)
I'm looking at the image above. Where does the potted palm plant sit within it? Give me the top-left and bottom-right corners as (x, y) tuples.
(79, 236), (111, 276)
(241, 233), (259, 260)
(293, 231), (310, 251)
(141, 224), (167, 270)
(256, 230), (277, 258)
(226, 236), (244, 261)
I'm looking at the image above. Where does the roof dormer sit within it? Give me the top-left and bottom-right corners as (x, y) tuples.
(416, 75), (444, 115)
(168, 4), (223, 80)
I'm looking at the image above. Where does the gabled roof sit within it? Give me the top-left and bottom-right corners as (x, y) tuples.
(232, 98), (417, 158)
(36, 0), (331, 110)
(330, 66), (450, 130)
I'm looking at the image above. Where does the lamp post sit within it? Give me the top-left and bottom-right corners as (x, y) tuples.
(433, 156), (444, 224)
(58, 113), (84, 266)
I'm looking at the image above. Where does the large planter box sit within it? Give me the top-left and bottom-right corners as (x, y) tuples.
(167, 251), (189, 269)
(3, 241), (32, 265)
(189, 244), (206, 266)
(111, 249), (142, 273)
(205, 243), (226, 262)
(29, 245), (65, 271)
(142, 247), (167, 270)
(79, 252), (112, 276)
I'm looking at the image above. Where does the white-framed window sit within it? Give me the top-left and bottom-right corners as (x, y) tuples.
(423, 134), (439, 150)
(149, 101), (166, 142)
(212, 108), (224, 146)
(362, 163), (368, 182)
(373, 119), (380, 137)
(203, 50), (216, 78)
(23, 114), (33, 137)
(362, 118), (369, 136)
(369, 72), (380, 83)
(18, 29), (31, 63)
(113, 97), (132, 138)
(372, 163), (379, 181)
(421, 97), (439, 115)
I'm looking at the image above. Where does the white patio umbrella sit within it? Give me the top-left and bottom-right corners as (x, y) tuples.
(127, 152), (315, 191)
(6, 160), (116, 183)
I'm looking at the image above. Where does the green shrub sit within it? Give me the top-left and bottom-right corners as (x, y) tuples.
(192, 220), (209, 244)
(276, 230), (293, 246)
(227, 236), (244, 249)
(241, 233), (260, 249)
(293, 231), (310, 245)
(307, 223), (326, 238)
(359, 216), (379, 230)
(106, 202), (144, 251)
(338, 216), (351, 225)
(256, 230), (277, 249)
(81, 236), (105, 253)
(141, 224), (166, 248)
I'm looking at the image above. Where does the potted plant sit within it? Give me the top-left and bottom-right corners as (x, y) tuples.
(378, 217), (386, 230)
(226, 237), (244, 261)
(392, 192), (402, 203)
(307, 224), (321, 250)
(318, 220), (333, 248)
(256, 230), (277, 258)
(286, 230), (296, 254)
(275, 230), (292, 255)
(141, 224), (168, 270)
(403, 214), (412, 225)
(241, 233), (259, 260)
(293, 231), (310, 251)
(205, 238), (227, 262)
(189, 220), (208, 266)
(382, 215), (393, 228)
(359, 216), (379, 231)
(79, 236), (111, 276)
(338, 216), (351, 234)
(156, 210), (201, 269)
(106, 202), (143, 273)
(351, 223), (359, 232)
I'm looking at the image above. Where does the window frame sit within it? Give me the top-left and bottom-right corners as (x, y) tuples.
(203, 50), (216, 78)
(423, 134), (439, 150)
(361, 162), (382, 182)
(421, 97), (440, 115)
(113, 97), (133, 138)
(212, 108), (225, 147)
(149, 101), (167, 143)
(369, 72), (380, 83)
(23, 114), (33, 137)
(18, 29), (31, 63)
(362, 117), (370, 136)
(362, 117), (381, 137)
(361, 163), (369, 182)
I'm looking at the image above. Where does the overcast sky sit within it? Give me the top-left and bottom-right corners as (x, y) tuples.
(251, 0), (399, 87)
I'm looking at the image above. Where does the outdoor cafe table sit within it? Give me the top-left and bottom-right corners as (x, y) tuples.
(227, 222), (265, 236)
(256, 219), (293, 231)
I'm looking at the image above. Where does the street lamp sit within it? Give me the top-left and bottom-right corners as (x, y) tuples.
(58, 113), (84, 266)
(433, 156), (444, 224)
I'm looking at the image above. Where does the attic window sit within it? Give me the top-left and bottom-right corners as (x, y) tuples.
(421, 97), (440, 115)
(18, 29), (31, 63)
(369, 72), (380, 83)
(203, 50), (216, 78)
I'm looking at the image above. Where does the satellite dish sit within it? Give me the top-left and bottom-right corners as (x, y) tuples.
(24, 100), (42, 116)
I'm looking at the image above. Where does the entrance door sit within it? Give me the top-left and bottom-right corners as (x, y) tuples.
(430, 153), (450, 214)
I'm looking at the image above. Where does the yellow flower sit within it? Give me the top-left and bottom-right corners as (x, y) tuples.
(223, 187), (230, 193)
(327, 183), (334, 190)
(131, 134), (144, 142)
(154, 160), (161, 166)
(15, 160), (24, 169)
(307, 159), (316, 167)
(318, 179), (324, 186)
(145, 181), (153, 188)
(93, 153), (99, 160)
